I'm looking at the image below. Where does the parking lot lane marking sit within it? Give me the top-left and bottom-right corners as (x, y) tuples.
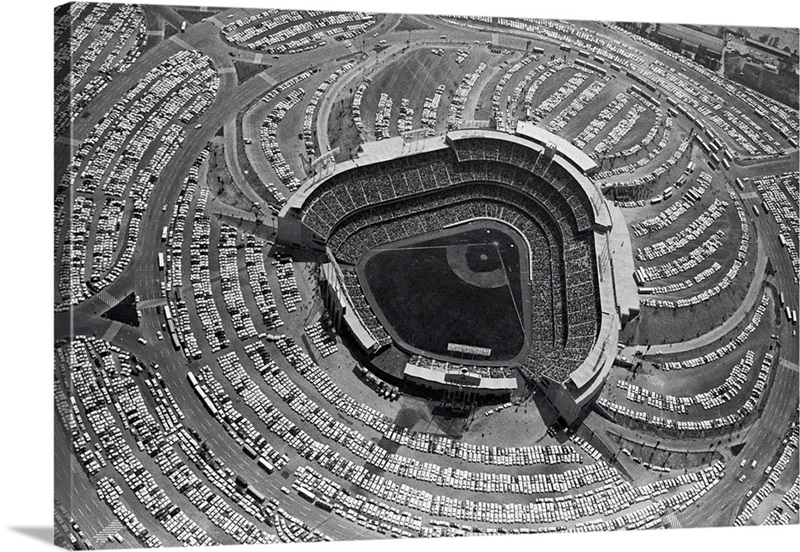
(101, 321), (122, 342)
(258, 72), (278, 86)
(169, 35), (194, 51)
(779, 359), (799, 373)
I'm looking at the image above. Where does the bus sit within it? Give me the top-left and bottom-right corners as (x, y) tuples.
(246, 486), (266, 504)
(752, 205), (760, 216)
(157, 252), (165, 271)
(242, 444), (257, 459)
(180, 21), (187, 32)
(161, 226), (168, 242)
(297, 487), (316, 502)
(762, 202), (770, 214)
(258, 457), (275, 474)
(202, 396), (217, 416)
(722, 158), (731, 170)
(793, 310), (798, 325)
(785, 306), (792, 321)
(736, 178), (744, 191)
(780, 292), (785, 306)
(187, 371), (199, 387)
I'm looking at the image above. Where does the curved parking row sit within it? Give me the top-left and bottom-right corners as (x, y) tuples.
(447, 63), (487, 130)
(491, 54), (538, 131)
(55, 4), (146, 137)
(218, 224), (258, 341)
(600, 351), (773, 431)
(631, 171), (712, 236)
(190, 187), (230, 353)
(244, 234), (283, 330)
(260, 89), (305, 191)
(572, 92), (629, 150)
(633, 229), (724, 283)
(617, 351), (755, 414)
(636, 198), (728, 261)
(546, 77), (608, 135)
(163, 153), (207, 360)
(302, 63), (355, 156)
(642, 187), (751, 308)
(55, 51), (218, 310)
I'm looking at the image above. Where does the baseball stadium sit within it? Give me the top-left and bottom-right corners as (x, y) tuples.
(53, 4), (799, 548)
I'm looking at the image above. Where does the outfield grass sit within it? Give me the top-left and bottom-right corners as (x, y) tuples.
(361, 226), (527, 361)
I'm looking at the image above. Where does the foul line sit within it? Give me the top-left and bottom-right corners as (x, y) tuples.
(495, 243), (526, 337)
(369, 242), (492, 253)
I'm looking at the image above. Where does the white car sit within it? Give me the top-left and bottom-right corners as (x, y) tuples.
(156, 331), (163, 341)
(137, 337), (148, 345)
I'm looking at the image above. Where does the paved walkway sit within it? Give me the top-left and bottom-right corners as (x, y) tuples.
(101, 321), (122, 342)
(222, 118), (267, 206)
(644, 233), (768, 356)
(169, 35), (194, 51)
(258, 71), (277, 86)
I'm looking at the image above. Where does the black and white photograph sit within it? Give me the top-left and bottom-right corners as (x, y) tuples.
(44, 1), (800, 549)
